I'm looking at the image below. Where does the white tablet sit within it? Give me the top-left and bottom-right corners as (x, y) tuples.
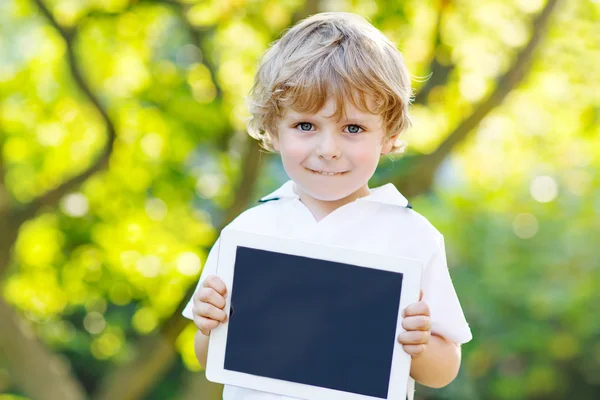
(206, 228), (423, 400)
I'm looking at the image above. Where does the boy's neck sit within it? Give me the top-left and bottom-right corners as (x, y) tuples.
(295, 184), (371, 222)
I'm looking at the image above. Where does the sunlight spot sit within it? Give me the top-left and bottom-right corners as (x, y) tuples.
(16, 27), (40, 61)
(177, 252), (201, 276)
(125, 223), (143, 243)
(145, 198), (167, 221)
(513, 213), (538, 239)
(539, 72), (571, 101)
(84, 311), (106, 334)
(136, 255), (161, 278)
(108, 51), (150, 96)
(60, 193), (89, 217)
(459, 73), (487, 102)
(91, 331), (122, 360)
(477, 52), (502, 78)
(530, 175), (559, 203)
(140, 132), (163, 160)
(195, 174), (223, 198)
(499, 19), (528, 48)
(132, 307), (158, 334)
(36, 123), (65, 147)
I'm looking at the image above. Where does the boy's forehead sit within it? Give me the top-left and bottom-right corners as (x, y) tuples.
(283, 96), (381, 122)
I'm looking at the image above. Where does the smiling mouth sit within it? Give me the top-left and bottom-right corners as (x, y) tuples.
(306, 168), (347, 176)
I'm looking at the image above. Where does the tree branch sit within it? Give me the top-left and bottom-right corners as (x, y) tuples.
(223, 140), (263, 225)
(148, 0), (237, 150)
(413, 0), (454, 106)
(0, 124), (16, 279)
(152, 0), (223, 100)
(392, 0), (562, 198)
(75, 0), (232, 147)
(0, 130), (6, 188)
(11, 0), (118, 230)
(0, 129), (10, 215)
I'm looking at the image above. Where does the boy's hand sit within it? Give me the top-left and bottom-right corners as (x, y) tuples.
(397, 290), (431, 359)
(192, 275), (228, 336)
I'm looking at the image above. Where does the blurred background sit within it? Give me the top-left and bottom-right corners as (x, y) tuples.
(0, 0), (599, 399)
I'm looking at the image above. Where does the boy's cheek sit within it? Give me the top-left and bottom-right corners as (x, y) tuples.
(279, 139), (311, 162)
(347, 143), (383, 161)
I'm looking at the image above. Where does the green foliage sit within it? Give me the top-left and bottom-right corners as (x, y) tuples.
(0, 0), (599, 399)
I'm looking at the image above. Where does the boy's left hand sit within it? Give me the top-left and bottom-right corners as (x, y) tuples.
(398, 290), (431, 359)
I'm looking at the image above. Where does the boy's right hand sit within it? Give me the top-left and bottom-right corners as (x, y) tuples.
(192, 275), (228, 336)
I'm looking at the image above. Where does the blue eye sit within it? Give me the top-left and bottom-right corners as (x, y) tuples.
(345, 124), (363, 134)
(297, 122), (313, 131)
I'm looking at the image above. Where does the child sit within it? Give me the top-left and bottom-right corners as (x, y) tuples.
(182, 12), (471, 400)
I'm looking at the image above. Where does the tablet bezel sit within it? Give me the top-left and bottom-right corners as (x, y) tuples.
(205, 228), (423, 400)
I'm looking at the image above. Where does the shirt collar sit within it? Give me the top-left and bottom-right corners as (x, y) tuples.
(259, 180), (410, 208)
(258, 180), (297, 202)
(362, 183), (411, 208)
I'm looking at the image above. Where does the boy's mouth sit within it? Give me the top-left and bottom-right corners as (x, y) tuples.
(306, 168), (347, 176)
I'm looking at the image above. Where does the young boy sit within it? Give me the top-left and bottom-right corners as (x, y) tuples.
(182, 12), (471, 400)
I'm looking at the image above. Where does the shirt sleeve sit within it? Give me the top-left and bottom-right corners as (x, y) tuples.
(421, 234), (472, 344)
(181, 237), (221, 320)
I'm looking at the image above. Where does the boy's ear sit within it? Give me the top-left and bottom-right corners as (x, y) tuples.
(381, 134), (399, 155)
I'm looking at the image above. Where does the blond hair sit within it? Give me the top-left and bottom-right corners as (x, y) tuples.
(247, 12), (413, 153)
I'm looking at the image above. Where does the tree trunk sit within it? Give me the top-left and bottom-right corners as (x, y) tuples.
(181, 371), (223, 400)
(92, 331), (177, 400)
(0, 295), (87, 400)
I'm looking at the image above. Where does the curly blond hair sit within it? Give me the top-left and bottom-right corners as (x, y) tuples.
(246, 12), (413, 153)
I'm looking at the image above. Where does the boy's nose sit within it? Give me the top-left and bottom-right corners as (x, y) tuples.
(315, 132), (341, 160)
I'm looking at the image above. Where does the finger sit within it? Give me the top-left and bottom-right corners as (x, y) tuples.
(193, 302), (228, 322)
(403, 301), (430, 317)
(194, 316), (219, 336)
(402, 344), (426, 359)
(397, 330), (430, 345)
(195, 287), (227, 309)
(202, 275), (227, 297)
(402, 315), (431, 332)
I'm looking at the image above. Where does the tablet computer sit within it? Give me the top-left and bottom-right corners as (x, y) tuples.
(206, 228), (423, 400)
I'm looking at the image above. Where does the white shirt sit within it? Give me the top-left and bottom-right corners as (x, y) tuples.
(183, 180), (472, 400)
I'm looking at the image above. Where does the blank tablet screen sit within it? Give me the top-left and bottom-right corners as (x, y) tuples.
(224, 246), (404, 399)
